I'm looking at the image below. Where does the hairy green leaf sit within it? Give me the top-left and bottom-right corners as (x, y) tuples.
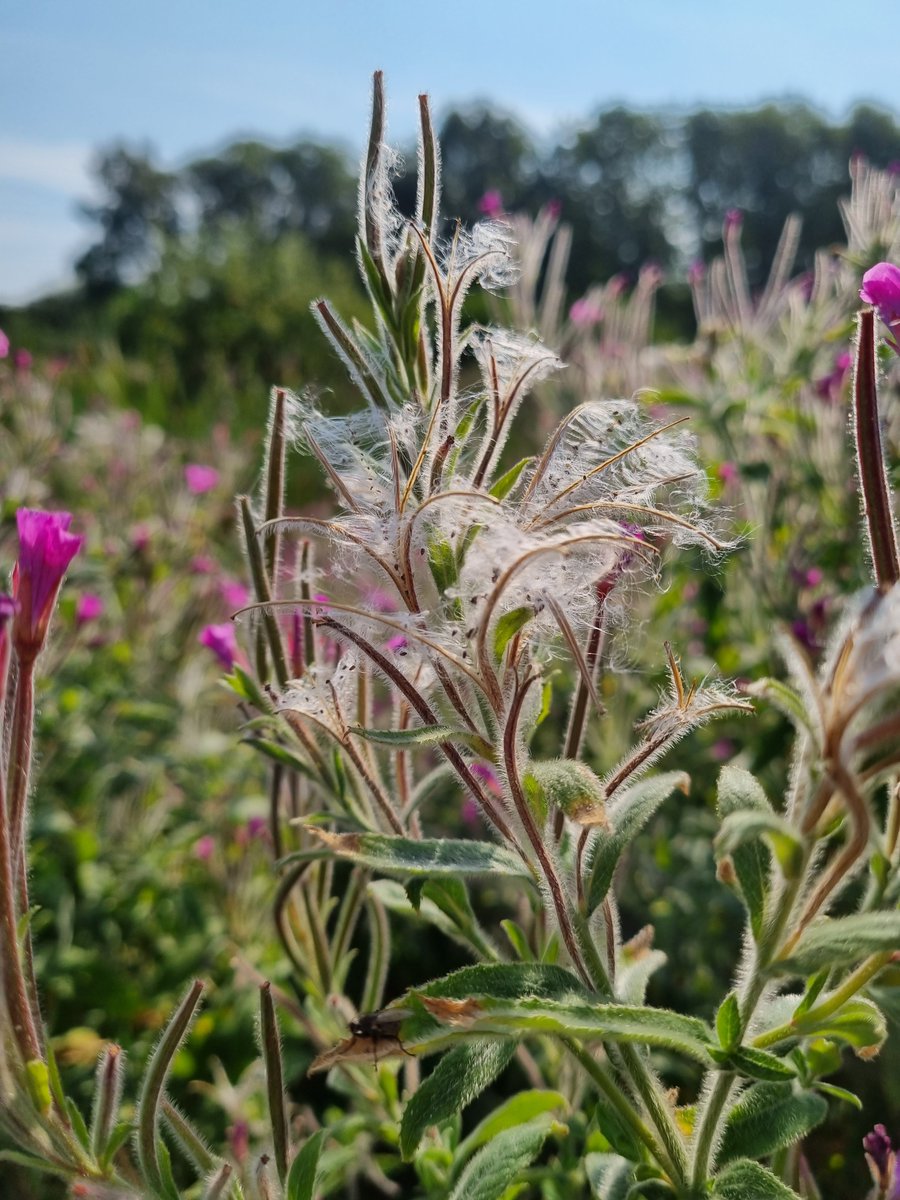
(351, 723), (459, 747)
(489, 457), (534, 501)
(769, 913), (900, 975)
(718, 1083), (827, 1165)
(716, 993), (741, 1052)
(400, 1039), (516, 1159)
(716, 809), (802, 880)
(456, 1089), (567, 1163)
(712, 1159), (801, 1198)
(306, 829), (528, 878)
(792, 997), (887, 1052)
(715, 766), (775, 937)
(727, 1046), (796, 1081)
(447, 1117), (553, 1200)
(585, 1152), (634, 1199)
(585, 773), (689, 912)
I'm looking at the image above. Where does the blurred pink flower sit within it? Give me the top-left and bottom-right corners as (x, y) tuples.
(814, 350), (851, 403)
(190, 555), (216, 575)
(387, 633), (408, 655)
(13, 348), (32, 370)
(365, 587), (396, 612)
(75, 593), (104, 625)
(805, 567), (824, 588)
(687, 260), (706, 286)
(185, 464), (220, 494)
(569, 297), (604, 327)
(221, 578), (249, 610)
(194, 835), (215, 861)
(544, 198), (562, 219)
(478, 189), (504, 219)
(0, 329), (8, 358)
(13, 509), (84, 656)
(461, 798), (480, 827)
(717, 461), (739, 484)
(470, 761), (502, 797)
(860, 262), (900, 350)
(199, 622), (240, 669)
(724, 208), (743, 234)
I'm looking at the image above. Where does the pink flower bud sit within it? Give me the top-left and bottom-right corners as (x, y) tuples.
(0, 329), (9, 359)
(184, 464), (220, 494)
(13, 509), (84, 658)
(569, 297), (604, 328)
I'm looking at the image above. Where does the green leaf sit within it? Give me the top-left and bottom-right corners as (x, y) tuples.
(715, 767), (775, 938)
(793, 970), (828, 1018)
(793, 997), (887, 1052)
(408, 964), (714, 1064)
(816, 1082), (862, 1109)
(286, 1129), (325, 1200)
(585, 773), (689, 913)
(456, 1089), (567, 1163)
(0, 1149), (75, 1182)
(400, 1039), (516, 1159)
(65, 1096), (92, 1151)
(305, 829), (529, 878)
(447, 1117), (553, 1200)
(744, 678), (817, 737)
(242, 736), (318, 780)
(526, 759), (607, 826)
(769, 913), (900, 975)
(716, 809), (802, 880)
(500, 919), (534, 962)
(429, 536), (459, 593)
(718, 1083), (827, 1165)
(489, 457), (534, 501)
(712, 1159), (802, 1198)
(493, 606), (534, 663)
(716, 993), (741, 1052)
(727, 1047), (796, 1081)
(585, 1152), (634, 1200)
(351, 723), (459, 747)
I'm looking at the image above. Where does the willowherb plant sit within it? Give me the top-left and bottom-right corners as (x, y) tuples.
(223, 75), (900, 1199)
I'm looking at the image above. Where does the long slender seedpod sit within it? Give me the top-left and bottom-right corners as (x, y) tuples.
(853, 308), (900, 587)
(258, 983), (289, 1187)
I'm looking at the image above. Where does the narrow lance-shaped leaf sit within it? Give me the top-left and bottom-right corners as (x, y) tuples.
(454, 1089), (568, 1165)
(447, 1117), (555, 1200)
(304, 828), (530, 878)
(585, 773), (689, 913)
(715, 766), (776, 937)
(769, 913), (900, 975)
(493, 606), (533, 662)
(286, 1129), (326, 1200)
(259, 983), (289, 1186)
(400, 1039), (516, 1159)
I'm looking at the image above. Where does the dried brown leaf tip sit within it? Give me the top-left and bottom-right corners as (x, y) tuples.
(308, 1033), (404, 1075)
(305, 827), (360, 854)
(419, 996), (484, 1025)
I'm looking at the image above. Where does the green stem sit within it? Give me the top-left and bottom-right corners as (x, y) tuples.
(563, 1038), (676, 1180)
(753, 950), (893, 1050)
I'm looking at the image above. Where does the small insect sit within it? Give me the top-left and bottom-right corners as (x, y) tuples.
(348, 1008), (414, 1066)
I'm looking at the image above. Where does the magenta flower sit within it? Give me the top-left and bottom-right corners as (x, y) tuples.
(470, 761), (502, 797)
(478, 189), (504, 219)
(199, 622), (240, 669)
(544, 198), (562, 219)
(13, 348), (32, 371)
(0, 594), (17, 689)
(13, 509), (84, 657)
(184, 464), (220, 494)
(0, 329), (9, 359)
(190, 555), (216, 575)
(387, 633), (408, 655)
(717, 461), (739, 484)
(220, 578), (249, 610)
(860, 262), (900, 350)
(724, 208), (743, 235)
(814, 350), (852, 403)
(75, 593), (104, 625)
(863, 1124), (900, 1198)
(569, 297), (604, 328)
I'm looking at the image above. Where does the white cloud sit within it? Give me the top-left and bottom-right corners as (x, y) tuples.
(0, 138), (93, 195)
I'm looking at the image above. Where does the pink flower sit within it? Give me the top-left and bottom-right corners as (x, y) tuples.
(13, 509), (84, 657)
(365, 587), (396, 613)
(814, 350), (851, 403)
(724, 208), (743, 235)
(470, 761), (502, 797)
(13, 348), (32, 370)
(75, 593), (104, 625)
(194, 835), (215, 861)
(387, 633), (408, 655)
(804, 567), (824, 588)
(0, 329), (9, 359)
(0, 594), (17, 689)
(860, 262), (900, 350)
(190, 555), (216, 575)
(199, 622), (240, 669)
(687, 260), (706, 286)
(220, 578), (249, 610)
(569, 297), (604, 328)
(544, 199), (562, 219)
(184, 464), (220, 494)
(717, 461), (739, 484)
(478, 189), (504, 219)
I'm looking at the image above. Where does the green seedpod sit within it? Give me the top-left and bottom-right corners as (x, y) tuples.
(526, 759), (608, 828)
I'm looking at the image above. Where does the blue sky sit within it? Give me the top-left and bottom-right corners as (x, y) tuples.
(2, 0), (899, 303)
